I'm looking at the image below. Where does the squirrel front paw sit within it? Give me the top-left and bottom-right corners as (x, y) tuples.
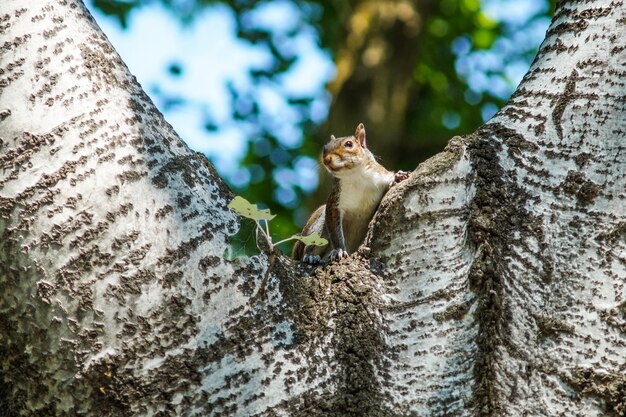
(392, 170), (410, 185)
(329, 248), (349, 262)
(303, 254), (322, 265)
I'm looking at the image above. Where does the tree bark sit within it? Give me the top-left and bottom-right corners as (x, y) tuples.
(1, 0), (625, 416)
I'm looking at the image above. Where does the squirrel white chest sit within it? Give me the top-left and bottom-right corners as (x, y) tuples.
(338, 168), (393, 226)
(338, 177), (386, 213)
(336, 167), (393, 251)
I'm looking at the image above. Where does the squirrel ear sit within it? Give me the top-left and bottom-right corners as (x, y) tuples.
(355, 123), (366, 148)
(330, 134), (336, 140)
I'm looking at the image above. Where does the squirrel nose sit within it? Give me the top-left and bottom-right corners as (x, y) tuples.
(322, 144), (329, 156)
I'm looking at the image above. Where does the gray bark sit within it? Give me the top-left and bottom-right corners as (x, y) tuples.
(1, 0), (625, 416)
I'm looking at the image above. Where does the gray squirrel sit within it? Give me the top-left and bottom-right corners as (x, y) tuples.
(293, 123), (409, 263)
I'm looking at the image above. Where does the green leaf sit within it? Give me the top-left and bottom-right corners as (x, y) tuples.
(429, 18), (449, 37)
(472, 29), (496, 49)
(294, 232), (328, 247)
(475, 12), (498, 30)
(224, 219), (262, 260)
(228, 196), (276, 221)
(461, 0), (479, 12)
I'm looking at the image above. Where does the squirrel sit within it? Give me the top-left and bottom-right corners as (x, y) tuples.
(292, 123), (409, 264)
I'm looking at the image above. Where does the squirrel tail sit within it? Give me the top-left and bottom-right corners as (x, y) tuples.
(292, 205), (326, 260)
(292, 240), (305, 260)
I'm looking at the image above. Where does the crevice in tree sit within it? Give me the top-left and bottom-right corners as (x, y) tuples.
(551, 69), (578, 141)
(465, 126), (551, 416)
(465, 133), (510, 416)
(278, 255), (400, 416)
(0, 345), (19, 417)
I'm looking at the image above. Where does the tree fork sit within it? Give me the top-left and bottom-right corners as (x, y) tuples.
(1, 0), (625, 416)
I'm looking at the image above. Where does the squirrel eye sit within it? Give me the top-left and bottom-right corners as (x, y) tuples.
(344, 141), (353, 148)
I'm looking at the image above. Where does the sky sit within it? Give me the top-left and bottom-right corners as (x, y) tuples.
(87, 1), (335, 185)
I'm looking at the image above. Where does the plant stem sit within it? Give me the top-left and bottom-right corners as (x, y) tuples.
(254, 249), (277, 299)
(255, 220), (273, 251)
(273, 236), (298, 247)
(256, 221), (268, 239)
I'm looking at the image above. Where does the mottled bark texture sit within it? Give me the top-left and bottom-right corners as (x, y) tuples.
(0, 1), (624, 416)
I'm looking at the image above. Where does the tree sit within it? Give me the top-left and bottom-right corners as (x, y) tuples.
(1, 0), (624, 416)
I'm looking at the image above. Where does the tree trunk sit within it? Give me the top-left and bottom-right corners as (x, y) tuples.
(1, 0), (624, 416)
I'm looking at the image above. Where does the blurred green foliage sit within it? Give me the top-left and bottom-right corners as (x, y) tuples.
(92, 0), (554, 255)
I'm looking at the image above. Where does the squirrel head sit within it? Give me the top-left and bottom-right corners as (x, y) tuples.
(322, 123), (375, 176)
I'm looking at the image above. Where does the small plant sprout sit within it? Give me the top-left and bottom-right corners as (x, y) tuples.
(227, 196), (328, 253)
